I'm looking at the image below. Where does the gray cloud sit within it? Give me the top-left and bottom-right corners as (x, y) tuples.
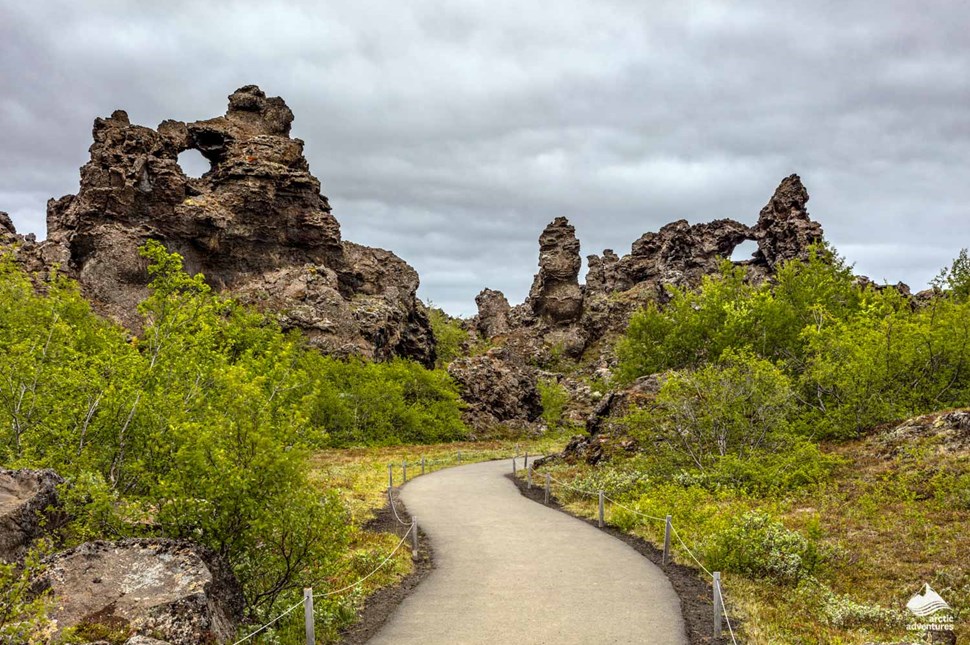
(2, 0), (969, 315)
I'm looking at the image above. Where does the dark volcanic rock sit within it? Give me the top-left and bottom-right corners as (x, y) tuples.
(528, 217), (583, 324)
(41, 539), (243, 644)
(475, 288), (512, 339)
(23, 85), (433, 366)
(0, 468), (64, 563)
(752, 173), (823, 270)
(447, 349), (542, 430)
(605, 218), (752, 296)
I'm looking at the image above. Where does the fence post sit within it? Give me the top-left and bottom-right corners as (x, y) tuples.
(512, 456), (517, 475)
(527, 465), (532, 489)
(304, 587), (315, 645)
(713, 571), (723, 638)
(598, 490), (605, 528)
(524, 451), (529, 469)
(387, 463), (393, 489)
(403, 460), (407, 483)
(663, 515), (672, 565)
(421, 456), (425, 475)
(545, 473), (551, 504)
(411, 518), (419, 559)
(457, 450), (462, 464)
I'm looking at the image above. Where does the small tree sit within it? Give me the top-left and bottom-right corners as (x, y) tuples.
(644, 351), (793, 469)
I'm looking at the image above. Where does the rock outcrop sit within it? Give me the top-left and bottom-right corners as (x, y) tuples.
(751, 173), (823, 270)
(527, 217), (583, 324)
(447, 349), (542, 431)
(9, 86), (434, 366)
(0, 468), (64, 563)
(467, 175), (825, 432)
(474, 288), (511, 339)
(40, 539), (244, 644)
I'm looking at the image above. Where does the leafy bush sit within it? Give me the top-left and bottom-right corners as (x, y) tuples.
(537, 378), (570, 430)
(0, 544), (55, 643)
(0, 242), (465, 619)
(673, 439), (843, 495)
(629, 351), (794, 469)
(706, 511), (822, 584)
(427, 305), (467, 367)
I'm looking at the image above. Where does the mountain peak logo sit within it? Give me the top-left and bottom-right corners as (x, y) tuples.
(906, 584), (951, 617)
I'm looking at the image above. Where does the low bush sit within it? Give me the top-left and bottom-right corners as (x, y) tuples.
(706, 511), (822, 585)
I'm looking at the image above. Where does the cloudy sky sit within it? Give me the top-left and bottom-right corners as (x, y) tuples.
(2, 1), (968, 315)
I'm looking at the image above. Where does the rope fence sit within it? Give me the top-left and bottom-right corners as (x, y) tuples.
(530, 460), (740, 644)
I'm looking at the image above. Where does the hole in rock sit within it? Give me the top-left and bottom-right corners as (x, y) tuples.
(177, 149), (211, 179)
(730, 239), (759, 263)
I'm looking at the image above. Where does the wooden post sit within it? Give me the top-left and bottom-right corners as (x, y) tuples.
(457, 450), (462, 464)
(512, 456), (517, 475)
(598, 491), (605, 528)
(663, 515), (672, 565)
(527, 465), (532, 489)
(524, 451), (529, 469)
(545, 473), (551, 504)
(403, 460), (407, 483)
(421, 456), (425, 475)
(387, 463), (393, 489)
(411, 518), (419, 559)
(713, 572), (723, 638)
(304, 587), (315, 645)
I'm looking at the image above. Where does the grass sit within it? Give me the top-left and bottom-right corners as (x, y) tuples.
(519, 423), (969, 644)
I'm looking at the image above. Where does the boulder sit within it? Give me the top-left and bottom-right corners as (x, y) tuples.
(40, 539), (243, 644)
(0, 468), (64, 563)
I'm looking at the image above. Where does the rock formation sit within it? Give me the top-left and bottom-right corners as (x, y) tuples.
(474, 288), (511, 338)
(751, 173), (823, 270)
(466, 174), (825, 432)
(39, 539), (243, 644)
(0, 468), (64, 562)
(527, 217), (584, 324)
(6, 86), (434, 366)
(447, 349), (542, 431)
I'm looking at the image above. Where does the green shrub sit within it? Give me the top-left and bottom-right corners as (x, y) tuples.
(629, 351), (794, 469)
(706, 511), (821, 584)
(538, 378), (570, 430)
(673, 440), (843, 495)
(427, 305), (466, 367)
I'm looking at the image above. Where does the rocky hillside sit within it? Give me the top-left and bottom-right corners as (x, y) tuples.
(1, 86), (434, 366)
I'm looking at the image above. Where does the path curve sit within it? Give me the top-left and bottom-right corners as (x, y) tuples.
(368, 459), (687, 644)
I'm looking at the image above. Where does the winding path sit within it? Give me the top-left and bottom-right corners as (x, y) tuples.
(368, 459), (687, 644)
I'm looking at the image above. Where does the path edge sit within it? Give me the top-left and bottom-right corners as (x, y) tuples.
(507, 472), (734, 645)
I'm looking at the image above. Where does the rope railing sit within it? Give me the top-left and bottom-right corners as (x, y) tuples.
(231, 598), (305, 645)
(233, 522), (416, 643)
(528, 461), (740, 644)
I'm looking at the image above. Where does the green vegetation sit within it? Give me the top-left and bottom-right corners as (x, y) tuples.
(537, 378), (570, 431)
(427, 305), (467, 367)
(532, 245), (970, 643)
(0, 243), (468, 641)
(617, 244), (970, 439)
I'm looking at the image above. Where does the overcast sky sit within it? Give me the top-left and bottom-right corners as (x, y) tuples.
(2, 1), (968, 316)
